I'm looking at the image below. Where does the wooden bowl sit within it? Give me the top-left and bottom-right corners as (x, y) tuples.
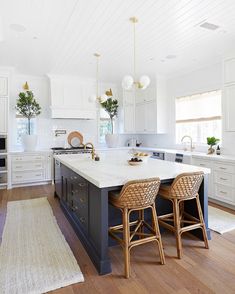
(67, 131), (83, 147)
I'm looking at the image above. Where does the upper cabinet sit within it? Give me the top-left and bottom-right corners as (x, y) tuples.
(224, 58), (235, 85)
(223, 58), (235, 132)
(0, 76), (8, 96)
(0, 97), (8, 134)
(49, 76), (96, 119)
(123, 76), (168, 134)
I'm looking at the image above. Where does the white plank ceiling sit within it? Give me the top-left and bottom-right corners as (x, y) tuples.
(0, 0), (235, 81)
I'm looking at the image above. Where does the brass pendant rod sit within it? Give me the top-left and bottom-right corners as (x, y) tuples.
(133, 20), (136, 82)
(94, 53), (100, 98)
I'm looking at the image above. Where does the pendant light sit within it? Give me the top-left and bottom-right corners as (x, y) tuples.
(89, 53), (108, 103)
(122, 17), (150, 90)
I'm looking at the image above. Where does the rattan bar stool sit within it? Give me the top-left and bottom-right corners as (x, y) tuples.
(158, 172), (209, 259)
(109, 177), (165, 278)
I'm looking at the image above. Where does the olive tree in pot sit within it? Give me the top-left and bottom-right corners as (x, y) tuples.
(100, 97), (119, 148)
(16, 90), (41, 151)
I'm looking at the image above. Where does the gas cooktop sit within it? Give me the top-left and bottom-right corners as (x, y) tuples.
(51, 146), (91, 150)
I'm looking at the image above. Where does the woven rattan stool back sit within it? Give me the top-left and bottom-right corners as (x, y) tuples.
(170, 172), (204, 200)
(114, 177), (161, 209)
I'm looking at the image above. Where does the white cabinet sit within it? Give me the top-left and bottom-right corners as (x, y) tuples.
(0, 77), (8, 96)
(224, 84), (235, 131)
(224, 58), (235, 84)
(191, 158), (214, 199)
(0, 97), (7, 134)
(122, 77), (168, 135)
(11, 152), (52, 186)
(135, 102), (157, 133)
(124, 104), (135, 133)
(192, 156), (235, 206)
(135, 87), (155, 104)
(123, 89), (135, 133)
(49, 76), (96, 119)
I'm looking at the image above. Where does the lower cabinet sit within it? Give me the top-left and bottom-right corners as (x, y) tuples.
(192, 157), (235, 206)
(60, 164), (89, 234)
(11, 152), (52, 186)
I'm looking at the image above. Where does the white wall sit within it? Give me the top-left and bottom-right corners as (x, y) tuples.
(8, 73), (129, 151)
(139, 63), (227, 152)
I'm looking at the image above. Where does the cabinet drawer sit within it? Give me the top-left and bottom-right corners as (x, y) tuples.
(214, 184), (234, 203)
(72, 201), (88, 232)
(12, 161), (44, 171)
(214, 162), (235, 174)
(12, 171), (44, 183)
(214, 171), (234, 187)
(192, 158), (211, 168)
(12, 155), (45, 162)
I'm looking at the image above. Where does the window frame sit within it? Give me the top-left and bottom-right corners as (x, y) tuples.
(175, 89), (222, 146)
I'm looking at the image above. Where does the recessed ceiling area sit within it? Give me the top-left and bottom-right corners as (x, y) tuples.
(0, 0), (235, 82)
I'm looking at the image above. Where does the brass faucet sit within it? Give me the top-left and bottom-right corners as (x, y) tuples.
(181, 135), (195, 152)
(84, 142), (95, 160)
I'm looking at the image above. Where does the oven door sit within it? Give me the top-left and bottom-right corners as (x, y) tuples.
(0, 155), (7, 171)
(0, 136), (7, 153)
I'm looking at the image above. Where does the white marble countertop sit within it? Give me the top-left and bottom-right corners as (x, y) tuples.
(54, 152), (210, 188)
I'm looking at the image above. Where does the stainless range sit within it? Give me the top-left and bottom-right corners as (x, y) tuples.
(51, 146), (92, 155)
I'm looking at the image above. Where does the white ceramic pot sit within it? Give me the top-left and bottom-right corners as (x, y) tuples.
(22, 134), (38, 151)
(105, 134), (119, 148)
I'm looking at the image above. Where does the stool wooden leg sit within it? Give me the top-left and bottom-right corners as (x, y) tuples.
(138, 209), (144, 239)
(196, 195), (209, 249)
(123, 208), (130, 278)
(173, 199), (182, 259)
(151, 204), (166, 265)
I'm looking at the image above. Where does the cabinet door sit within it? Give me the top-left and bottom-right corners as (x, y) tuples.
(145, 102), (157, 133)
(224, 58), (235, 84)
(144, 87), (156, 103)
(123, 90), (135, 105)
(191, 158), (214, 198)
(135, 90), (146, 104)
(135, 103), (145, 133)
(0, 97), (7, 134)
(224, 84), (235, 131)
(124, 104), (135, 133)
(0, 77), (8, 96)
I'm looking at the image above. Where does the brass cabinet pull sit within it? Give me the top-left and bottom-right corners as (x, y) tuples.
(220, 191), (227, 194)
(219, 167), (227, 170)
(79, 197), (85, 203)
(78, 183), (86, 187)
(219, 177), (227, 181)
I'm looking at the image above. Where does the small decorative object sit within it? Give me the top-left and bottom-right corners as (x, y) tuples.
(128, 157), (143, 166)
(95, 154), (100, 161)
(207, 137), (220, 155)
(216, 145), (221, 155)
(100, 97), (119, 148)
(16, 84), (41, 151)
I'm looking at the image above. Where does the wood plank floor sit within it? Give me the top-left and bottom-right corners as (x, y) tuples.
(0, 184), (235, 294)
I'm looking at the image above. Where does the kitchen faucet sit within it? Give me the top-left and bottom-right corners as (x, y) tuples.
(181, 135), (194, 152)
(84, 142), (95, 160)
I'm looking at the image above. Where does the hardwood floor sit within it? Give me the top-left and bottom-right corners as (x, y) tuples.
(1, 184), (235, 294)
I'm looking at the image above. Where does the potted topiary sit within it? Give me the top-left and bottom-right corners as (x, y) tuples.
(207, 137), (220, 154)
(16, 89), (41, 151)
(100, 95), (119, 147)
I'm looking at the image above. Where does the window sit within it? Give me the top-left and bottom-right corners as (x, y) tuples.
(99, 108), (112, 143)
(175, 90), (222, 145)
(16, 118), (36, 144)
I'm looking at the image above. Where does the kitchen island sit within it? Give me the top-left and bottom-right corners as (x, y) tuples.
(54, 152), (211, 275)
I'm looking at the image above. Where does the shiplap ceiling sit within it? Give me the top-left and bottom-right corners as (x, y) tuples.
(0, 0), (235, 82)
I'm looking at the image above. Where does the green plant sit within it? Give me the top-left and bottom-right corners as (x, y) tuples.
(207, 136), (220, 147)
(16, 91), (41, 135)
(100, 97), (118, 134)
